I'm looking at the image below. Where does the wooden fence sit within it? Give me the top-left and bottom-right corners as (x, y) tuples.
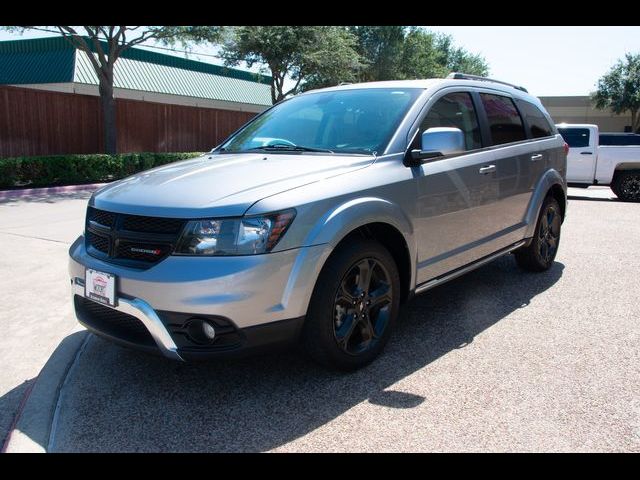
(0, 85), (258, 157)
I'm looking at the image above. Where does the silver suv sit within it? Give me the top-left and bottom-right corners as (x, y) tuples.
(69, 74), (567, 370)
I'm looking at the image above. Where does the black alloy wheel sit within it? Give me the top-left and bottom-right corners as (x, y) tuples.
(332, 258), (393, 356)
(301, 239), (400, 370)
(514, 195), (562, 272)
(537, 203), (561, 265)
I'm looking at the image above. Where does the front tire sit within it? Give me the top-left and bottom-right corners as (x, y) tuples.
(301, 239), (400, 371)
(514, 196), (562, 272)
(611, 170), (640, 202)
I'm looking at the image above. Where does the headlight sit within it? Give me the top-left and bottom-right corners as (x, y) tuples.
(174, 209), (296, 256)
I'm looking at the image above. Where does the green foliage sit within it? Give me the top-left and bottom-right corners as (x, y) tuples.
(0, 152), (202, 189)
(359, 27), (489, 81)
(592, 53), (640, 132)
(217, 26), (489, 102)
(220, 26), (363, 103)
(348, 26), (407, 82)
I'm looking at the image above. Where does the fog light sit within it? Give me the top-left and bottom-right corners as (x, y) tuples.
(186, 318), (216, 345)
(202, 321), (216, 340)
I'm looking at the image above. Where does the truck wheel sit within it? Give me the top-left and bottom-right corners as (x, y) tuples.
(514, 196), (562, 272)
(611, 171), (640, 202)
(301, 239), (400, 371)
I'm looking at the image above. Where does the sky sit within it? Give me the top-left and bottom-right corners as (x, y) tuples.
(1, 26), (638, 97)
(427, 26), (640, 97)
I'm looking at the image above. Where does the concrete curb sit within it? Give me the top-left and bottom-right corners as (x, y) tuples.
(3, 331), (89, 453)
(0, 183), (106, 200)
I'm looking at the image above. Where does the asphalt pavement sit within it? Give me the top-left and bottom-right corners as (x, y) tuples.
(1, 186), (639, 452)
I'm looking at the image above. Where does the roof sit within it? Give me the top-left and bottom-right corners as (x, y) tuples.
(306, 78), (542, 104)
(0, 36), (272, 106)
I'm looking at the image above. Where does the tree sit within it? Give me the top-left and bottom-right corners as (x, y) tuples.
(592, 53), (640, 133)
(3, 26), (216, 153)
(400, 28), (488, 79)
(351, 27), (488, 82)
(219, 26), (363, 104)
(349, 26), (407, 82)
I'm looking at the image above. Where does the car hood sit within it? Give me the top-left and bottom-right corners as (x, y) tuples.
(91, 153), (375, 217)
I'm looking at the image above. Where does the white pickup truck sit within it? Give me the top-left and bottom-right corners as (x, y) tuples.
(556, 124), (640, 202)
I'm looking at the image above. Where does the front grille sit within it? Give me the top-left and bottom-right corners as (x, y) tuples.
(86, 230), (109, 254)
(122, 215), (184, 234)
(85, 207), (186, 268)
(88, 207), (116, 228)
(74, 295), (156, 347)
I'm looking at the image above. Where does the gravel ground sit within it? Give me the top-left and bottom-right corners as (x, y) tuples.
(46, 187), (640, 452)
(2, 186), (639, 452)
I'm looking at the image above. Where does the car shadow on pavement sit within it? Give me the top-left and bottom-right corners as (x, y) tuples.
(26, 255), (564, 452)
(0, 379), (36, 450)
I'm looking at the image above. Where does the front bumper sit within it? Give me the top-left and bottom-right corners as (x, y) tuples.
(69, 235), (331, 360)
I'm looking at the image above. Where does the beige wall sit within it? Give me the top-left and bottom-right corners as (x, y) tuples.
(539, 96), (633, 132)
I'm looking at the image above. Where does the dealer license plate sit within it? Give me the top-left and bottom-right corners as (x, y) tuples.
(85, 268), (117, 307)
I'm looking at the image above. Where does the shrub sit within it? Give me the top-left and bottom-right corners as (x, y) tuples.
(0, 152), (204, 189)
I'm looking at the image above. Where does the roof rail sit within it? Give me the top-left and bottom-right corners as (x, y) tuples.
(447, 72), (528, 93)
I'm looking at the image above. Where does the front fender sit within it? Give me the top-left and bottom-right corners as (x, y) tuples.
(301, 196), (417, 287)
(304, 196), (413, 246)
(524, 168), (566, 239)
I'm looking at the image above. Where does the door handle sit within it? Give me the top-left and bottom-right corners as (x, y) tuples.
(530, 154), (543, 161)
(478, 165), (496, 174)
(580, 151), (593, 155)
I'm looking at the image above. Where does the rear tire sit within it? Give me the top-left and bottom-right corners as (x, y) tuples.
(514, 196), (562, 272)
(611, 170), (640, 202)
(301, 239), (400, 371)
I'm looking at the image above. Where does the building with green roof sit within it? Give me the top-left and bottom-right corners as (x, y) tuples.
(0, 36), (273, 157)
(0, 36), (272, 112)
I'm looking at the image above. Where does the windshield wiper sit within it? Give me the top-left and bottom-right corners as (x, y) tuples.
(243, 144), (334, 154)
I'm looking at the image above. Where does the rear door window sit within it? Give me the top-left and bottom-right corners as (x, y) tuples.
(516, 100), (554, 138)
(558, 128), (590, 148)
(479, 93), (527, 145)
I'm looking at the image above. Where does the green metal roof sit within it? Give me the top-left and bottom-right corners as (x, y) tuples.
(0, 36), (272, 106)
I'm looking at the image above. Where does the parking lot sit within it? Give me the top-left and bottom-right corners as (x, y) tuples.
(1, 186), (639, 452)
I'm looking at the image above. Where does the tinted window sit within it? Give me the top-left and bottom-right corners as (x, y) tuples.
(221, 88), (422, 155)
(516, 100), (554, 138)
(419, 92), (482, 150)
(599, 134), (640, 146)
(558, 128), (590, 148)
(480, 93), (526, 145)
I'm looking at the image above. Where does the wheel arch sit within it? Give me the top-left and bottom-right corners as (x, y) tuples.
(613, 162), (640, 173)
(303, 197), (417, 304)
(524, 169), (567, 239)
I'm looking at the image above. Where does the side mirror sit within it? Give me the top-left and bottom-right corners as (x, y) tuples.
(405, 127), (466, 166)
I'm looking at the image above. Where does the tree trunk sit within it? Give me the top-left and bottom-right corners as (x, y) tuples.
(99, 69), (117, 154)
(632, 109), (639, 133)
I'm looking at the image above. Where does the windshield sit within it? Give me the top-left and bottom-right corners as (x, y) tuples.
(219, 88), (422, 155)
